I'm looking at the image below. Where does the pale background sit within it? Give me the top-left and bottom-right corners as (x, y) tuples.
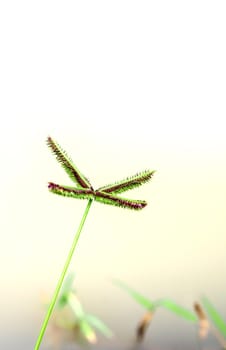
(0, 1), (226, 349)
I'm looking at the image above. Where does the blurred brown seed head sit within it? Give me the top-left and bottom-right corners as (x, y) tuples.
(194, 302), (210, 338)
(137, 311), (154, 341)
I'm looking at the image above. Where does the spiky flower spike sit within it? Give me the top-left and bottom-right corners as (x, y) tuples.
(47, 136), (155, 210)
(34, 137), (155, 350)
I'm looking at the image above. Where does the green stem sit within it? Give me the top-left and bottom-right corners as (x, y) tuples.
(34, 199), (93, 350)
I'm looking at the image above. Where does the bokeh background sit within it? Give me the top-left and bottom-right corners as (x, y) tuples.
(0, 1), (226, 349)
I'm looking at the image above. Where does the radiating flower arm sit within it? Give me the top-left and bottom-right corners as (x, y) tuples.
(47, 136), (92, 189)
(94, 191), (147, 210)
(48, 182), (94, 200)
(97, 170), (155, 194)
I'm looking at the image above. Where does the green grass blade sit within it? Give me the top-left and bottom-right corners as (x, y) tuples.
(113, 280), (155, 310)
(156, 299), (197, 322)
(57, 272), (76, 308)
(79, 319), (97, 343)
(85, 314), (113, 338)
(201, 296), (226, 338)
(67, 292), (85, 320)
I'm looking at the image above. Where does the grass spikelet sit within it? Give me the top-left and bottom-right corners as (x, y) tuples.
(194, 302), (209, 338)
(47, 136), (92, 189)
(98, 170), (155, 194)
(137, 311), (154, 341)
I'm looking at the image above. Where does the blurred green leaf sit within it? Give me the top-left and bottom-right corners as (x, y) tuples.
(114, 280), (197, 323)
(201, 296), (226, 338)
(113, 279), (155, 310)
(156, 299), (197, 322)
(79, 319), (97, 343)
(57, 272), (76, 308)
(67, 292), (85, 319)
(85, 314), (113, 338)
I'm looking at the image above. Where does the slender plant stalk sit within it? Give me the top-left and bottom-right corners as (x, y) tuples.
(34, 136), (154, 348)
(34, 199), (93, 350)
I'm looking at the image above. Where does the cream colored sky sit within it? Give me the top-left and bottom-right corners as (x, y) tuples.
(0, 0), (226, 341)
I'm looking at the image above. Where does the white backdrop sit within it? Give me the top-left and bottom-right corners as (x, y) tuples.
(0, 1), (226, 348)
